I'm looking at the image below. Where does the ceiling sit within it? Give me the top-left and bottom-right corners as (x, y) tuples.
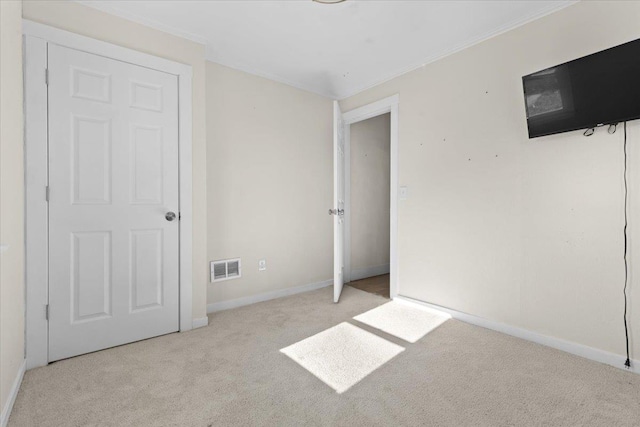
(79, 0), (576, 99)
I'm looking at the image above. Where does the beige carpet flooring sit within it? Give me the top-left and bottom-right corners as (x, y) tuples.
(9, 286), (640, 426)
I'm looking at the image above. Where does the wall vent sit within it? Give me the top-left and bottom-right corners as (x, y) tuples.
(210, 258), (242, 283)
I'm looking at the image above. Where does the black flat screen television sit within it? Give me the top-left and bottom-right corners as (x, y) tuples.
(522, 38), (640, 138)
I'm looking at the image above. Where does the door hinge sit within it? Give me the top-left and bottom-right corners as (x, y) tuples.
(45, 186), (50, 202)
(45, 68), (49, 86)
(45, 304), (49, 320)
(178, 212), (181, 220)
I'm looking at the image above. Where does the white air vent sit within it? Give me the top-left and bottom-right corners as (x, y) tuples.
(210, 258), (242, 283)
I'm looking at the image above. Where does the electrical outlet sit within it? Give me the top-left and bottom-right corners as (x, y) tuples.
(258, 259), (267, 271)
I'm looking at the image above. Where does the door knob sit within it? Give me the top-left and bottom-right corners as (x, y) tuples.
(165, 212), (177, 222)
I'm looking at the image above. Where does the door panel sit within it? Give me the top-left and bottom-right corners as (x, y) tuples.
(334, 101), (345, 303)
(72, 116), (111, 204)
(131, 125), (163, 204)
(130, 229), (163, 311)
(71, 231), (111, 322)
(48, 44), (179, 362)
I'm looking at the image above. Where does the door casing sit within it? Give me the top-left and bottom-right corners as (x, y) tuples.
(24, 20), (194, 369)
(341, 95), (400, 299)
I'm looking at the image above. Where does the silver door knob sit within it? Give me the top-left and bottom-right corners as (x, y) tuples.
(165, 212), (177, 221)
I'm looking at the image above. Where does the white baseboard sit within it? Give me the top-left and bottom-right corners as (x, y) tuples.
(192, 317), (209, 329)
(1, 359), (26, 427)
(351, 264), (390, 282)
(208, 279), (333, 314)
(394, 295), (639, 375)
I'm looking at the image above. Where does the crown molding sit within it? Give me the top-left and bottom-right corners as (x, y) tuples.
(76, 0), (579, 101)
(205, 53), (338, 99)
(76, 0), (210, 46)
(338, 0), (579, 100)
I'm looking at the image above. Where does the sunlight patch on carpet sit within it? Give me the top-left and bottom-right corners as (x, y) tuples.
(280, 322), (405, 394)
(353, 301), (450, 343)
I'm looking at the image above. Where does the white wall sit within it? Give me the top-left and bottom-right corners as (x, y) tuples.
(206, 62), (333, 305)
(350, 114), (390, 278)
(1, 0), (25, 418)
(22, 0), (209, 320)
(341, 0), (640, 360)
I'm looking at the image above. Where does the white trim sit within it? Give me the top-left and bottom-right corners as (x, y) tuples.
(393, 297), (452, 320)
(342, 95), (399, 125)
(192, 317), (209, 329)
(75, 1), (209, 47)
(177, 69), (194, 333)
(23, 21), (193, 76)
(1, 360), (26, 427)
(342, 94), (399, 298)
(338, 1), (578, 100)
(78, 0), (576, 100)
(394, 295), (640, 375)
(206, 55), (337, 99)
(350, 264), (390, 282)
(24, 35), (49, 369)
(344, 123), (351, 284)
(23, 20), (193, 369)
(77, 0), (335, 98)
(207, 279), (333, 313)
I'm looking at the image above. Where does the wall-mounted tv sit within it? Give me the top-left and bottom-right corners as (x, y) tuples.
(523, 39), (640, 139)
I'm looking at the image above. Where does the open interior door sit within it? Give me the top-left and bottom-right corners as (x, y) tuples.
(332, 101), (345, 303)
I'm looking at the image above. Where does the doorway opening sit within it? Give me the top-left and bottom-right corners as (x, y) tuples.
(332, 95), (398, 303)
(346, 113), (391, 298)
(329, 94), (400, 303)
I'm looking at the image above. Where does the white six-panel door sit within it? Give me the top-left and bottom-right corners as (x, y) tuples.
(47, 44), (180, 361)
(333, 101), (345, 303)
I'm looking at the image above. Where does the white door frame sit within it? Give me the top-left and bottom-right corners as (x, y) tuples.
(342, 94), (399, 298)
(23, 20), (194, 369)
